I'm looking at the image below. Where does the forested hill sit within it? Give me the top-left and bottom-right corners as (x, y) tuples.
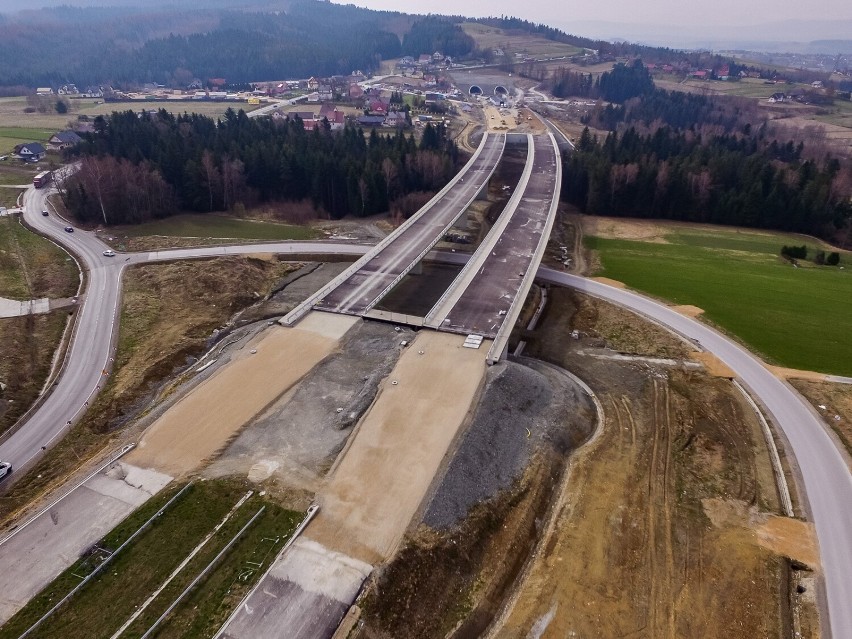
(0, 1), (428, 87)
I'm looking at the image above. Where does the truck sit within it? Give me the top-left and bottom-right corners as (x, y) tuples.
(33, 170), (52, 188)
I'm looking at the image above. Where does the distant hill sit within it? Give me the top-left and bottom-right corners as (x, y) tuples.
(563, 19), (852, 54)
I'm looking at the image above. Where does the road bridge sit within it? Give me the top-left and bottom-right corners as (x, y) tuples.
(282, 132), (506, 324)
(425, 132), (561, 363)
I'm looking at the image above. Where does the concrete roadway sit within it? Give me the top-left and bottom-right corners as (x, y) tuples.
(3, 212), (852, 635)
(313, 132), (506, 316)
(537, 268), (852, 639)
(427, 134), (560, 338)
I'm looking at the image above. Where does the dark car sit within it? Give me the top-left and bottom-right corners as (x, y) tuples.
(64, 226), (74, 233)
(41, 209), (49, 216)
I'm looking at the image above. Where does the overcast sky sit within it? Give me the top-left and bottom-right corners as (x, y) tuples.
(333, 0), (852, 39)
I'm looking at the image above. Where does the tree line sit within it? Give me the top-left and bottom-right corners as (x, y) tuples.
(60, 109), (460, 224)
(562, 126), (852, 247)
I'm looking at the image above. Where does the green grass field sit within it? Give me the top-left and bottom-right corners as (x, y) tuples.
(586, 226), (852, 376)
(118, 213), (320, 241)
(0, 126), (55, 155)
(0, 480), (302, 639)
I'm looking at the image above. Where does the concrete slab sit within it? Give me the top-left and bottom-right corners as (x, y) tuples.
(0, 462), (172, 624)
(218, 538), (371, 639)
(0, 296), (51, 318)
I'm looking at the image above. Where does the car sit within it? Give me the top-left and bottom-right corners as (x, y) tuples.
(0, 461), (11, 482)
(41, 209), (49, 216)
(64, 226), (74, 233)
(103, 249), (115, 257)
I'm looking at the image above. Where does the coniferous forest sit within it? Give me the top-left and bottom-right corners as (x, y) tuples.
(60, 109), (459, 224)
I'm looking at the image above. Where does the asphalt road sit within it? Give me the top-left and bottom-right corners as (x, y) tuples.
(4, 198), (851, 636)
(537, 268), (852, 639)
(314, 132), (506, 315)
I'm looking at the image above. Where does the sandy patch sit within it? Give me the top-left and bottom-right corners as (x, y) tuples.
(756, 516), (820, 570)
(127, 322), (350, 476)
(691, 351), (736, 378)
(702, 498), (820, 570)
(765, 364), (828, 382)
(590, 276), (626, 289)
(305, 331), (488, 564)
(671, 304), (705, 318)
(581, 215), (671, 243)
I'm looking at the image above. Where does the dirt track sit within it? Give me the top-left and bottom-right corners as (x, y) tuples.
(306, 331), (487, 564)
(127, 313), (357, 476)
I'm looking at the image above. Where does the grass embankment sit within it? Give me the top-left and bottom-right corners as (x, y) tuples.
(0, 479), (302, 639)
(0, 257), (297, 523)
(586, 225), (852, 376)
(0, 216), (78, 300)
(0, 217), (78, 435)
(106, 213), (321, 251)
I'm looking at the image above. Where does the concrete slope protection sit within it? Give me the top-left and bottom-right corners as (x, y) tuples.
(538, 268), (852, 639)
(312, 132), (506, 316)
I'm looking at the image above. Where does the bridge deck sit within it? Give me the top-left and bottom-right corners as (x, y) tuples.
(313, 133), (506, 316)
(433, 134), (560, 338)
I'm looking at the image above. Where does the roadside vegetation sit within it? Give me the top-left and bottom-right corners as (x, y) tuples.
(0, 216), (78, 300)
(585, 221), (852, 375)
(0, 479), (302, 639)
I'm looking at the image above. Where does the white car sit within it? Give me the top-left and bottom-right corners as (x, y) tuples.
(0, 462), (11, 482)
(103, 249), (116, 257)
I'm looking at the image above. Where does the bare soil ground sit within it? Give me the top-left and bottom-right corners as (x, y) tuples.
(355, 358), (595, 639)
(205, 320), (411, 506)
(486, 287), (793, 639)
(789, 380), (852, 459)
(126, 317), (353, 477)
(306, 331), (487, 565)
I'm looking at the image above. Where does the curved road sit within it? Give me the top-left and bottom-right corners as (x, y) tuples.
(537, 269), (852, 639)
(3, 194), (851, 637)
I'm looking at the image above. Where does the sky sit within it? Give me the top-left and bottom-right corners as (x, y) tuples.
(332, 0), (852, 43)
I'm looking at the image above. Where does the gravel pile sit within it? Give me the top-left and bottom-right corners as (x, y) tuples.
(423, 358), (593, 529)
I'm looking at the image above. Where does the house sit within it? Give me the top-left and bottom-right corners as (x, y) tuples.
(811, 80), (824, 88)
(424, 92), (444, 105)
(349, 83), (364, 100)
(768, 92), (786, 103)
(690, 70), (708, 79)
(368, 100), (388, 115)
(357, 115), (385, 127)
(307, 77), (320, 90)
(418, 54), (432, 65)
(82, 86), (104, 98)
(432, 51), (444, 62)
(36, 87), (53, 96)
(16, 142), (46, 162)
(716, 64), (730, 80)
(319, 104), (346, 130)
(317, 84), (334, 101)
(383, 110), (407, 127)
(48, 130), (83, 151)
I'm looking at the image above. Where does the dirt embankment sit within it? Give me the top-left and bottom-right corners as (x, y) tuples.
(483, 286), (802, 639)
(354, 358), (595, 639)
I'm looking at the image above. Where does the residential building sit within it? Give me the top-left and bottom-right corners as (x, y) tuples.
(16, 142), (46, 162)
(48, 130), (83, 151)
